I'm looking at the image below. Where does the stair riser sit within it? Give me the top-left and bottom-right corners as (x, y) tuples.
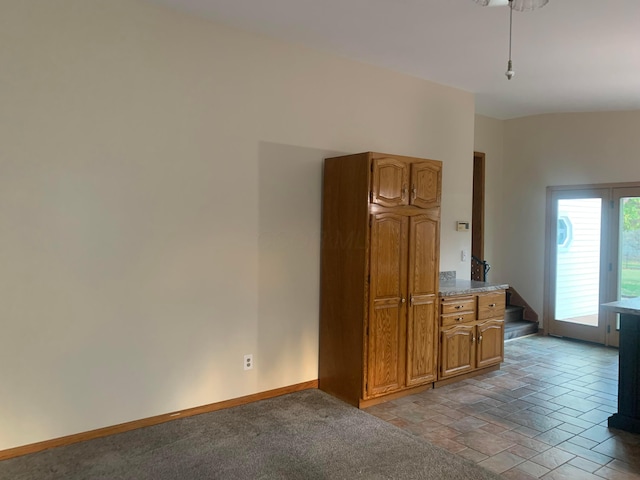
(505, 306), (525, 323)
(505, 322), (539, 340)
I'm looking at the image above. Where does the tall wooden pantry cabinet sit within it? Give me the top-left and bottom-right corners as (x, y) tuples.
(319, 152), (442, 407)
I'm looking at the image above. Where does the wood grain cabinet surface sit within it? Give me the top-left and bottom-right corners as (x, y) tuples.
(438, 291), (505, 384)
(319, 152), (442, 407)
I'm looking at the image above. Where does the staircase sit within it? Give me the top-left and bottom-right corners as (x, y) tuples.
(505, 288), (539, 340)
(471, 257), (539, 341)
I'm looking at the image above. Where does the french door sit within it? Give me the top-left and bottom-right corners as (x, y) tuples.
(607, 187), (640, 347)
(546, 184), (640, 346)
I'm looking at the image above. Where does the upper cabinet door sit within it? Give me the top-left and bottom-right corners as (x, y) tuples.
(371, 157), (409, 207)
(410, 162), (441, 208)
(408, 212), (440, 297)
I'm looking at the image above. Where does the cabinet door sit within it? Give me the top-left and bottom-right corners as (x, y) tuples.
(367, 213), (408, 396)
(477, 319), (504, 368)
(406, 213), (439, 386)
(440, 325), (475, 379)
(406, 295), (437, 386)
(410, 162), (441, 208)
(371, 157), (409, 207)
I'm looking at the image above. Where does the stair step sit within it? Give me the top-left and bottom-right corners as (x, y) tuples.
(505, 319), (539, 341)
(505, 305), (525, 323)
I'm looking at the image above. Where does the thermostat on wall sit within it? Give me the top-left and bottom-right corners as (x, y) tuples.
(457, 221), (470, 232)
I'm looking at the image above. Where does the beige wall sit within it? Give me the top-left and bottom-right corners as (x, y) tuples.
(0, 0), (475, 449)
(500, 111), (640, 327)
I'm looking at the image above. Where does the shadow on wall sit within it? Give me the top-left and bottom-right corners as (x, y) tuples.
(257, 142), (346, 389)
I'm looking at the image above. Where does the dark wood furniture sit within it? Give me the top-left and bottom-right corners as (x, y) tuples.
(319, 152), (442, 408)
(602, 298), (640, 433)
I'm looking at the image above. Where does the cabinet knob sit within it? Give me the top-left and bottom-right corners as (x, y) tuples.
(455, 305), (463, 310)
(456, 317), (463, 322)
(478, 335), (483, 343)
(488, 303), (496, 308)
(411, 186), (417, 200)
(401, 186), (407, 199)
(401, 298), (406, 304)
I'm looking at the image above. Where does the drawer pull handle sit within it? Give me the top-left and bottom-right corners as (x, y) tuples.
(455, 305), (463, 309)
(478, 335), (483, 343)
(456, 317), (463, 322)
(488, 303), (496, 307)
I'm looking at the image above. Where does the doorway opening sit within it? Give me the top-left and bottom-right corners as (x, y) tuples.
(471, 152), (485, 281)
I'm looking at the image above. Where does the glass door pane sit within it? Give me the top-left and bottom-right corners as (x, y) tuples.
(548, 188), (608, 344)
(555, 198), (602, 327)
(608, 187), (640, 347)
(619, 196), (640, 301)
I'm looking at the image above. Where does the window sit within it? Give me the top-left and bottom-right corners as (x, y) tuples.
(557, 215), (572, 250)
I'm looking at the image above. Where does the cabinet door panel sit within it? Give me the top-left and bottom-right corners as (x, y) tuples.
(368, 213), (408, 396)
(440, 325), (475, 378)
(371, 158), (409, 207)
(410, 162), (441, 208)
(370, 214), (408, 298)
(406, 295), (437, 386)
(477, 319), (504, 368)
(369, 300), (404, 395)
(408, 214), (439, 296)
(406, 214), (439, 386)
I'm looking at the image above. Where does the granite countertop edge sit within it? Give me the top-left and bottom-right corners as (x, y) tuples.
(438, 280), (509, 297)
(601, 297), (640, 316)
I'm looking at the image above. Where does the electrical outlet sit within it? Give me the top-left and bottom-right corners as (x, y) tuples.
(244, 354), (253, 371)
(461, 250), (468, 261)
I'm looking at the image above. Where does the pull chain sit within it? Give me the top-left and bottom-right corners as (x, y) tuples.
(505, 0), (515, 79)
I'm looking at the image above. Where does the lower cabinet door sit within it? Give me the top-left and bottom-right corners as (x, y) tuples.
(368, 299), (405, 396)
(477, 319), (505, 368)
(440, 324), (475, 378)
(406, 295), (438, 386)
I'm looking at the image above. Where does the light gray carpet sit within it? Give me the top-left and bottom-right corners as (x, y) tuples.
(0, 389), (502, 479)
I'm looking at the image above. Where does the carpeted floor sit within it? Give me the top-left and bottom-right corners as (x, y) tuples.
(0, 389), (502, 479)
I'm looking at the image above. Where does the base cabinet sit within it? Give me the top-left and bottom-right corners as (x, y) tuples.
(438, 291), (505, 381)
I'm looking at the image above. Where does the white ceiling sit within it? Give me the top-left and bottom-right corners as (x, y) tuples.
(145, 0), (640, 119)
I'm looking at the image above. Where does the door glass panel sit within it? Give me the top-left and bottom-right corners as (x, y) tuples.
(618, 196), (640, 330)
(555, 198), (602, 327)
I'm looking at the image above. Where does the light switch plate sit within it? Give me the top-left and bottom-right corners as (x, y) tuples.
(457, 221), (470, 232)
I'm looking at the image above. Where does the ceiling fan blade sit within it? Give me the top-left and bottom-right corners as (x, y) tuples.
(473, 0), (549, 11)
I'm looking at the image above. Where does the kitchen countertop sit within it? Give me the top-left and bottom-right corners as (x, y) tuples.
(438, 279), (509, 297)
(601, 297), (640, 316)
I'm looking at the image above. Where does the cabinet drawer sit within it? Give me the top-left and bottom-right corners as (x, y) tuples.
(441, 296), (476, 315)
(477, 291), (505, 320)
(441, 311), (476, 327)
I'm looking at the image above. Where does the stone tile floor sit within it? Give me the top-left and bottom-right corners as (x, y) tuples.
(364, 335), (640, 479)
